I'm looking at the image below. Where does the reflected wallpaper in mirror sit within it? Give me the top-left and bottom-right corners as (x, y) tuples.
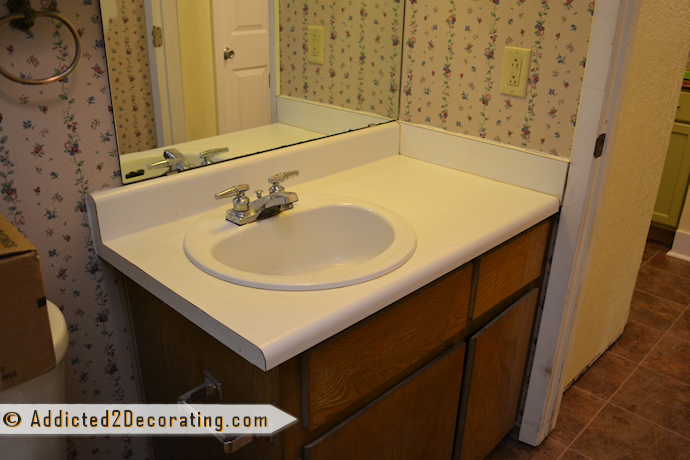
(280, 0), (403, 119)
(101, 0), (157, 155)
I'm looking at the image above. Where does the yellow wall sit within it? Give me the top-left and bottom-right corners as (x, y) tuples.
(564, 0), (690, 385)
(178, 0), (218, 141)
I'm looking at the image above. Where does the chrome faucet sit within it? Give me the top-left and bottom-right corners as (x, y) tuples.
(215, 170), (299, 225)
(147, 146), (230, 174)
(147, 148), (193, 174)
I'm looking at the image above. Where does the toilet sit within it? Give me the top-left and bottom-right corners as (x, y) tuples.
(0, 300), (69, 460)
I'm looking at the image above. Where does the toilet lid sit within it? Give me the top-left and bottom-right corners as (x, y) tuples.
(46, 300), (69, 362)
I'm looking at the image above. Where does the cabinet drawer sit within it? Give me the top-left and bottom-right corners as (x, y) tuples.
(305, 342), (466, 460)
(472, 221), (550, 320)
(302, 264), (472, 431)
(676, 91), (690, 123)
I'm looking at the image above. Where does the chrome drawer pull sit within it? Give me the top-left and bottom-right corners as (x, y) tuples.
(178, 371), (254, 454)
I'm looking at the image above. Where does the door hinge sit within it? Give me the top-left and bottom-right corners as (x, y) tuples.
(152, 26), (163, 48)
(593, 133), (606, 158)
(268, 73), (271, 87)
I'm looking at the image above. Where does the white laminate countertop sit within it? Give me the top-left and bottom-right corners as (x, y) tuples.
(89, 124), (560, 371)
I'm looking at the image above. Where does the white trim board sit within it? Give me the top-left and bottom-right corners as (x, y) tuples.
(668, 229), (690, 261)
(276, 96), (392, 135)
(211, 0), (229, 134)
(143, 0), (187, 146)
(519, 0), (630, 447)
(269, 0), (278, 124)
(398, 122), (569, 202)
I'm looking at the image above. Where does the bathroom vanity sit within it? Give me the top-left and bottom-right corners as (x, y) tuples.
(87, 123), (561, 460)
(120, 219), (551, 460)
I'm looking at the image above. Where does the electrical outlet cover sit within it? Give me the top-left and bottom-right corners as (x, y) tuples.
(500, 46), (532, 98)
(307, 26), (325, 65)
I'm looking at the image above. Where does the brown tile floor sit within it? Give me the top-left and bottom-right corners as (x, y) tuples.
(486, 240), (690, 460)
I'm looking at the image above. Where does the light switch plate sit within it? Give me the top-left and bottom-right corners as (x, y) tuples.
(500, 46), (532, 98)
(307, 26), (325, 65)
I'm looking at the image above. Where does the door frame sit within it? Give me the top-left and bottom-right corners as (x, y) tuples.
(143, 0), (188, 146)
(519, 0), (642, 445)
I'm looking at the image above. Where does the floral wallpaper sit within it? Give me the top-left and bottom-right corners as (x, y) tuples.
(279, 0), (404, 118)
(102, 0), (157, 154)
(400, 0), (595, 159)
(0, 1), (144, 459)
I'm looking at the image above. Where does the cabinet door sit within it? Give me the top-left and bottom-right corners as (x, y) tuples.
(457, 289), (539, 460)
(653, 122), (690, 229)
(304, 342), (466, 460)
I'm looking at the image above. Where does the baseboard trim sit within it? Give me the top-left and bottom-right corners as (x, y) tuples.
(668, 229), (690, 261)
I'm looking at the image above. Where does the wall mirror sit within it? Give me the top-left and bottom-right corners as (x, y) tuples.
(100, 0), (404, 184)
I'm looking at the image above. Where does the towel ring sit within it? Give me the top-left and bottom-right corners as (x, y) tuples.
(0, 11), (81, 85)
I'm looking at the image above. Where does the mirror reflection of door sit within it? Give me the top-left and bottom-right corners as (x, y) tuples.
(143, 0), (271, 146)
(213, 0), (271, 134)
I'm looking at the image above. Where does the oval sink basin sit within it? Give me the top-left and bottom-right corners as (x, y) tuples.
(184, 194), (417, 290)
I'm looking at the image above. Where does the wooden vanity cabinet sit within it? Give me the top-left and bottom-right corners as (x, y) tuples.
(119, 218), (553, 460)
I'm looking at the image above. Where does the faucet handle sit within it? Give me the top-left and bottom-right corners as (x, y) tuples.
(199, 147), (229, 165)
(268, 170), (299, 193)
(147, 157), (184, 171)
(215, 184), (249, 200)
(215, 184), (251, 212)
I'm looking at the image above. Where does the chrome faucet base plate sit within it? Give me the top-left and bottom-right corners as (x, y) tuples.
(225, 199), (296, 225)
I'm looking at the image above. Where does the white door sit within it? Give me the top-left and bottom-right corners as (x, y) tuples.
(213, 0), (271, 134)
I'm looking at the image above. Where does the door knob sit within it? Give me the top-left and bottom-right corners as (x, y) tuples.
(224, 47), (235, 60)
